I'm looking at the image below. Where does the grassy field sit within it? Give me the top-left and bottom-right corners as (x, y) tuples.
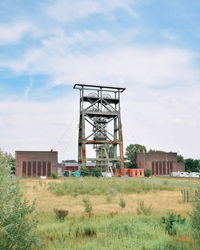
(19, 177), (200, 249)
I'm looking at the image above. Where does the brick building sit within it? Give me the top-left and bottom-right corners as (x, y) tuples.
(62, 161), (96, 174)
(15, 151), (58, 177)
(136, 152), (185, 175)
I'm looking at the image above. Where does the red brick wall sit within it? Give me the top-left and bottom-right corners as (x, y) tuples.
(15, 151), (58, 177)
(136, 152), (185, 175)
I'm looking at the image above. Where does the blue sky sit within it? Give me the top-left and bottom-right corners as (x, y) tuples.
(0, 0), (200, 160)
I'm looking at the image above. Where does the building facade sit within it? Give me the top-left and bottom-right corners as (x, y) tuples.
(136, 152), (185, 175)
(62, 161), (96, 174)
(15, 151), (58, 177)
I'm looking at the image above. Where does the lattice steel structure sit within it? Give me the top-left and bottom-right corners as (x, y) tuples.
(74, 83), (126, 175)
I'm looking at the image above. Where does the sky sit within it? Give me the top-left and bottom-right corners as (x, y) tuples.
(0, 0), (200, 161)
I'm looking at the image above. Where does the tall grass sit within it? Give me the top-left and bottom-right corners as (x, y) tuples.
(37, 212), (194, 250)
(48, 177), (176, 196)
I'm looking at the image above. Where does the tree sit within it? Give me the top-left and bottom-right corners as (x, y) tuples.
(80, 166), (89, 176)
(144, 168), (151, 177)
(177, 154), (184, 163)
(0, 150), (42, 249)
(91, 167), (101, 177)
(0, 149), (15, 174)
(125, 144), (147, 168)
(185, 159), (200, 172)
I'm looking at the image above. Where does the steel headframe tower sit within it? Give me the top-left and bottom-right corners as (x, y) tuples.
(73, 83), (126, 175)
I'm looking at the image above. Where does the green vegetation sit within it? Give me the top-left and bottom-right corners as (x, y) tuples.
(119, 198), (126, 208)
(53, 208), (68, 221)
(191, 189), (200, 244)
(48, 177), (175, 196)
(0, 149), (15, 174)
(80, 166), (89, 176)
(51, 172), (58, 179)
(91, 167), (101, 177)
(0, 150), (42, 249)
(19, 176), (200, 249)
(144, 168), (151, 177)
(82, 197), (93, 213)
(136, 200), (152, 216)
(177, 154), (184, 163)
(37, 212), (194, 250)
(162, 213), (186, 235)
(125, 144), (147, 168)
(185, 158), (200, 172)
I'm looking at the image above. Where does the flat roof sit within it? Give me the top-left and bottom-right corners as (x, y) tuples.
(15, 150), (58, 153)
(73, 83), (126, 92)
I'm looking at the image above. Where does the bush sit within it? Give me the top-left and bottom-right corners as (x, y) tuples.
(119, 198), (126, 208)
(162, 213), (186, 235)
(144, 168), (151, 177)
(191, 189), (200, 244)
(0, 150), (42, 249)
(51, 172), (58, 179)
(80, 167), (89, 177)
(53, 208), (68, 221)
(82, 197), (93, 213)
(136, 200), (152, 216)
(91, 167), (101, 177)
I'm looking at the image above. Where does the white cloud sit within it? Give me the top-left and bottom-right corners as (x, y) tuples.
(47, 0), (135, 23)
(0, 22), (31, 45)
(3, 40), (199, 88)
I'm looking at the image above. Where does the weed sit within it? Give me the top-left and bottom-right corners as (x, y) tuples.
(53, 208), (68, 221)
(119, 198), (126, 208)
(51, 172), (58, 179)
(162, 213), (186, 235)
(82, 197), (93, 213)
(83, 226), (97, 237)
(191, 189), (200, 243)
(136, 200), (152, 216)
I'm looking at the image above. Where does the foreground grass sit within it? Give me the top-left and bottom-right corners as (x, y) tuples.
(37, 212), (195, 250)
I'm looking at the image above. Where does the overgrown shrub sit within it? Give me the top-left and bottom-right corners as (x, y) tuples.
(53, 208), (68, 221)
(82, 197), (93, 213)
(0, 150), (42, 249)
(144, 168), (151, 177)
(136, 200), (152, 216)
(51, 172), (58, 179)
(91, 167), (101, 177)
(119, 198), (126, 208)
(162, 213), (186, 235)
(80, 167), (89, 177)
(191, 189), (200, 243)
